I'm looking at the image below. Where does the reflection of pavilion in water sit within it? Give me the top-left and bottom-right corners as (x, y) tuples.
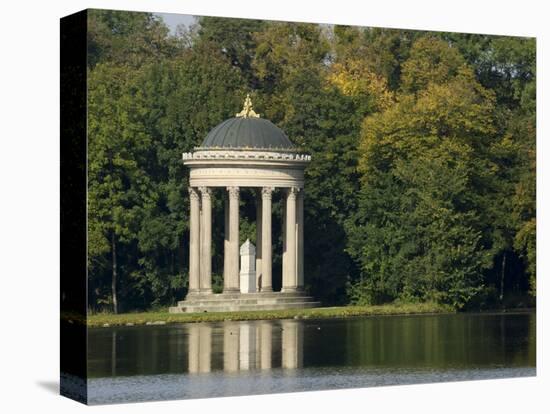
(90, 313), (535, 380)
(188, 320), (303, 373)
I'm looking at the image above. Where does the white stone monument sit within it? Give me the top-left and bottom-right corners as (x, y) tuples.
(240, 239), (256, 293)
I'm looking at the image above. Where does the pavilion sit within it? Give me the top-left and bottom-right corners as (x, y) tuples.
(169, 95), (319, 313)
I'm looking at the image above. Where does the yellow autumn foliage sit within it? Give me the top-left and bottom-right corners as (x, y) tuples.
(327, 59), (394, 111)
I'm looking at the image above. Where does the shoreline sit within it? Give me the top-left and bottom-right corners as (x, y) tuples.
(82, 302), (456, 327)
(69, 304), (536, 328)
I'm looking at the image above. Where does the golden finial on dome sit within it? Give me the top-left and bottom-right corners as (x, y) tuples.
(236, 94), (260, 118)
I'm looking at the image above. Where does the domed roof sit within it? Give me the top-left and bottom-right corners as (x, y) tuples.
(201, 117), (294, 149)
(200, 95), (295, 150)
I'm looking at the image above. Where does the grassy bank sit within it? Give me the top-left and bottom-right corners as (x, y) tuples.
(83, 302), (454, 328)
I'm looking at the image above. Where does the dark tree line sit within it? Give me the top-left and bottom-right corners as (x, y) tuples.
(87, 10), (535, 312)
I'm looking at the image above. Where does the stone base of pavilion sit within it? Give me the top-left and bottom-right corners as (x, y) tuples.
(169, 291), (320, 313)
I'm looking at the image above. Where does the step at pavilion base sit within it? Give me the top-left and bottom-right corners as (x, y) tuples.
(169, 292), (320, 313)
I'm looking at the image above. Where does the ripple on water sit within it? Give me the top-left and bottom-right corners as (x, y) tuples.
(88, 366), (536, 405)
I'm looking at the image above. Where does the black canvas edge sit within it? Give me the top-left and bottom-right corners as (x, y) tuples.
(60, 9), (88, 405)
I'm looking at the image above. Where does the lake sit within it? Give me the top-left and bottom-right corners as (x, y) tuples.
(87, 311), (535, 404)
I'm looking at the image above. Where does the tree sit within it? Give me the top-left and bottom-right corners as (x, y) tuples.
(88, 64), (156, 313)
(439, 33), (536, 110)
(333, 26), (421, 91)
(510, 77), (536, 295)
(347, 37), (499, 309)
(87, 9), (179, 68)
(439, 33), (536, 300)
(197, 16), (266, 88)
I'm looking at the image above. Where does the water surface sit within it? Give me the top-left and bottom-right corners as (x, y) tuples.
(87, 312), (535, 404)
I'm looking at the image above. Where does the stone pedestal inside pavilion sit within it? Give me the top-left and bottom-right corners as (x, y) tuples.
(169, 95), (319, 314)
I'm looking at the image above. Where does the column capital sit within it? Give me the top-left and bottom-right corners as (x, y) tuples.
(287, 186), (300, 200)
(188, 186), (200, 201)
(198, 186), (213, 199)
(261, 186), (275, 200)
(227, 186), (240, 199)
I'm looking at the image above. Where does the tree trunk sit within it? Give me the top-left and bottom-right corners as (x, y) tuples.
(500, 252), (506, 304)
(112, 232), (118, 314)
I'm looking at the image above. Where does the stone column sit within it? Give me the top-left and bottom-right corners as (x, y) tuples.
(282, 197), (287, 287)
(255, 192), (262, 290)
(296, 189), (304, 290)
(199, 203), (204, 289)
(188, 187), (201, 294)
(226, 186), (240, 292)
(223, 192), (229, 289)
(199, 186), (212, 294)
(282, 187), (298, 292)
(261, 187), (274, 292)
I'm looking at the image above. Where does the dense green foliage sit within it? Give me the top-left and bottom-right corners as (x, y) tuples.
(86, 10), (535, 313)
